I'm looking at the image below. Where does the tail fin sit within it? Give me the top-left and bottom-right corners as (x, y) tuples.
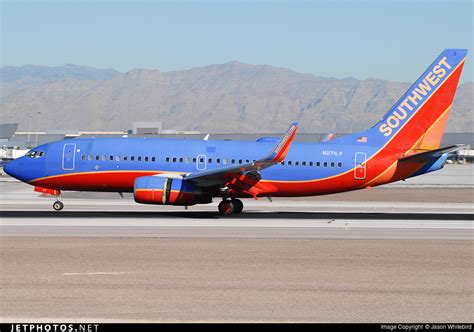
(374, 49), (467, 152)
(332, 49), (467, 153)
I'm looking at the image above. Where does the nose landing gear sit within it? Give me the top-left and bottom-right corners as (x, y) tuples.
(218, 199), (243, 215)
(53, 200), (64, 211)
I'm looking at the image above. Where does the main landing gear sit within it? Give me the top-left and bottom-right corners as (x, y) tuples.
(218, 199), (244, 215)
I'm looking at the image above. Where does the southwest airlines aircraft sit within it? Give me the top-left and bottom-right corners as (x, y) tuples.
(4, 49), (467, 215)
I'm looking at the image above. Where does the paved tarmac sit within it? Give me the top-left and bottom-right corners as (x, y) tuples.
(1, 238), (472, 322)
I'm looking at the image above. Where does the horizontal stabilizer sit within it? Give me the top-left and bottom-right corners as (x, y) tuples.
(399, 145), (465, 163)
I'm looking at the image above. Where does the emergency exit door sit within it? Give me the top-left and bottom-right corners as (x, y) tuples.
(354, 152), (366, 180)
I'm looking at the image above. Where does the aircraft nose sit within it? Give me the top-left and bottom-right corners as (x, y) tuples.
(3, 159), (19, 179)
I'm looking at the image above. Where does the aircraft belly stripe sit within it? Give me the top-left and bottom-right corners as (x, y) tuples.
(30, 170), (185, 183)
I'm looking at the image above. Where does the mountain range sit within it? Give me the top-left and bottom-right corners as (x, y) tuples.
(1, 63), (472, 133)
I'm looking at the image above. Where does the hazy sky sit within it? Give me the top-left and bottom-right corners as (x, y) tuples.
(1, 0), (473, 82)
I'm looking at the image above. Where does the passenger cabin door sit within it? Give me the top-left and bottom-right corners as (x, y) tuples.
(196, 154), (207, 171)
(62, 143), (76, 170)
(354, 152), (366, 180)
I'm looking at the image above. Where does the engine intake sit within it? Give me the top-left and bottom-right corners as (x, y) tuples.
(134, 176), (211, 206)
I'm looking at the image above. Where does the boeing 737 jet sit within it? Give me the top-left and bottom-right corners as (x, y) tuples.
(4, 49), (467, 214)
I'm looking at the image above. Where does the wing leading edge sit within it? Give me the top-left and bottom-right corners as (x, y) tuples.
(184, 122), (299, 187)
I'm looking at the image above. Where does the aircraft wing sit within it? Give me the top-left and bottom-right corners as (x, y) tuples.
(184, 122), (298, 187)
(399, 145), (465, 163)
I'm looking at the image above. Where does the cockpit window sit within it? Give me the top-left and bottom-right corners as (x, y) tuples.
(26, 150), (45, 158)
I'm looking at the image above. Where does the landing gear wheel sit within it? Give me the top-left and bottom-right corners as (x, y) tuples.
(218, 200), (234, 215)
(231, 199), (243, 214)
(53, 201), (64, 211)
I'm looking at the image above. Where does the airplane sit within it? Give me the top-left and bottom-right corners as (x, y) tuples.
(321, 131), (336, 142)
(4, 49), (468, 215)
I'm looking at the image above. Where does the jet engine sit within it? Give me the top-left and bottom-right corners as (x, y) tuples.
(133, 176), (212, 206)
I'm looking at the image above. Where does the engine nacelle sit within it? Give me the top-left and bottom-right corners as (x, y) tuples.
(133, 176), (212, 206)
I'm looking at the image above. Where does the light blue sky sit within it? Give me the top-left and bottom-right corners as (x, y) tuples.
(1, 0), (473, 82)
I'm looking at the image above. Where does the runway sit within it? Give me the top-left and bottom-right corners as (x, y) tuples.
(1, 180), (472, 240)
(1, 210), (473, 239)
(1, 176), (473, 322)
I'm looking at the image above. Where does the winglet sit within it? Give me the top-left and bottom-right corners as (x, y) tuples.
(264, 122), (298, 163)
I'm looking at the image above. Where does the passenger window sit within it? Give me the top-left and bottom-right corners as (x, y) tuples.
(138, 156), (142, 161)
(338, 162), (342, 167)
(193, 158), (197, 163)
(323, 162), (328, 167)
(81, 155), (86, 161)
(208, 158), (212, 163)
(102, 155), (106, 161)
(331, 162), (335, 167)
(309, 162), (313, 166)
(124, 156), (128, 161)
(246, 159), (249, 163)
(223, 159), (227, 165)
(288, 161), (292, 166)
(238, 159), (242, 164)
(116, 156), (120, 161)
(316, 162), (320, 167)
(109, 156), (113, 161)
(152, 157), (156, 162)
(131, 156), (135, 161)
(216, 158), (220, 164)
(281, 161), (285, 165)
(302, 161), (306, 166)
(95, 155), (99, 161)
(199, 157), (204, 163)
(172, 157), (176, 162)
(88, 155), (92, 161)
(295, 161), (299, 166)
(185, 157), (190, 163)
(231, 159), (235, 164)
(166, 157), (170, 162)
(179, 157), (183, 163)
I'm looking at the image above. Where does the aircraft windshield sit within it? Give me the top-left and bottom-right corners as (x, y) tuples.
(26, 150), (45, 158)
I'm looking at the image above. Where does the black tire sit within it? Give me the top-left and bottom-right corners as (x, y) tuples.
(231, 199), (244, 213)
(53, 201), (64, 211)
(218, 200), (234, 215)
